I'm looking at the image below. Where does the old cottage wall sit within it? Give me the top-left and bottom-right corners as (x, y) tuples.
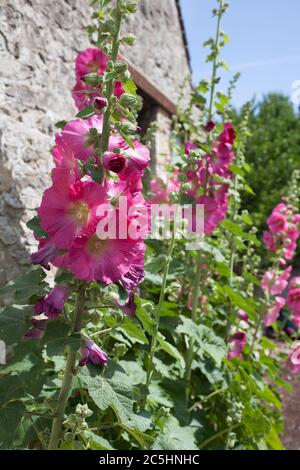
(0, 0), (191, 284)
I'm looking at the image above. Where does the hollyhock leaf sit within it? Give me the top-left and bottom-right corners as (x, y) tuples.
(152, 416), (197, 451)
(0, 267), (47, 303)
(76, 105), (96, 119)
(0, 305), (33, 344)
(0, 401), (26, 448)
(123, 79), (137, 96)
(41, 320), (71, 357)
(117, 283), (129, 303)
(176, 318), (226, 367)
(83, 431), (115, 450)
(134, 297), (156, 336)
(118, 319), (148, 345)
(26, 216), (48, 239)
(157, 334), (185, 368)
(54, 120), (68, 130)
(79, 362), (135, 425)
(265, 426), (284, 450)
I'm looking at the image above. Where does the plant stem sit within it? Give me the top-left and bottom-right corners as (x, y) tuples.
(100, 1), (123, 157)
(198, 423), (240, 450)
(48, 287), (86, 450)
(146, 204), (181, 390)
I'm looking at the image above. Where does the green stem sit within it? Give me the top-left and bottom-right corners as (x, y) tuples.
(100, 2), (123, 158)
(146, 203), (181, 390)
(48, 287), (86, 450)
(199, 423), (240, 450)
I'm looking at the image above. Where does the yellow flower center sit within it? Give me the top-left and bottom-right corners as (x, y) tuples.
(87, 236), (106, 255)
(69, 202), (89, 225)
(89, 61), (99, 72)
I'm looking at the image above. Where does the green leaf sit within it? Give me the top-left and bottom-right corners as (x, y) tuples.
(153, 416), (197, 450)
(118, 318), (148, 345)
(222, 220), (260, 246)
(157, 334), (185, 368)
(0, 402), (26, 449)
(135, 297), (156, 336)
(176, 318), (226, 367)
(55, 120), (68, 130)
(0, 305), (33, 344)
(84, 431), (114, 450)
(76, 105), (96, 119)
(0, 267), (47, 303)
(26, 216), (48, 238)
(79, 362), (134, 424)
(123, 78), (137, 96)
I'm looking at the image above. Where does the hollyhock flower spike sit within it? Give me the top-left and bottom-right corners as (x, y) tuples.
(80, 339), (108, 367)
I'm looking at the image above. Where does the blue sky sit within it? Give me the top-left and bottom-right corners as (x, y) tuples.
(179, 0), (300, 108)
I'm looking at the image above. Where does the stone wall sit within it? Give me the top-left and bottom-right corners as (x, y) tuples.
(0, 0), (191, 284)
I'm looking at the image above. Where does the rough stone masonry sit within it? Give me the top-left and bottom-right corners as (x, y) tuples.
(0, 0), (190, 284)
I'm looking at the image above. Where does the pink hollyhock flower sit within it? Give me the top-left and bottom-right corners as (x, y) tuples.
(103, 152), (126, 174)
(52, 134), (80, 184)
(67, 221), (145, 284)
(197, 194), (228, 235)
(185, 141), (198, 155)
(287, 278), (300, 315)
(214, 142), (234, 168)
(61, 115), (103, 161)
(114, 81), (125, 99)
(289, 344), (300, 374)
(24, 318), (48, 340)
(267, 211), (288, 235)
(282, 239), (297, 260)
(227, 331), (247, 361)
(261, 266), (292, 296)
(286, 226), (300, 242)
(38, 179), (107, 249)
(149, 173), (180, 204)
(34, 286), (69, 320)
(219, 123), (236, 145)
(263, 231), (276, 252)
(108, 136), (150, 181)
(31, 242), (59, 270)
(238, 310), (249, 322)
(72, 79), (99, 111)
(116, 292), (136, 317)
(263, 297), (286, 327)
(75, 48), (108, 80)
(80, 339), (108, 367)
(119, 242), (146, 292)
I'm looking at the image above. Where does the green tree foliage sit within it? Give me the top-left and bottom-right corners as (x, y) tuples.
(241, 93), (300, 229)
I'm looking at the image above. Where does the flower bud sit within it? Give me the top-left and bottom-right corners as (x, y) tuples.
(93, 96), (108, 113)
